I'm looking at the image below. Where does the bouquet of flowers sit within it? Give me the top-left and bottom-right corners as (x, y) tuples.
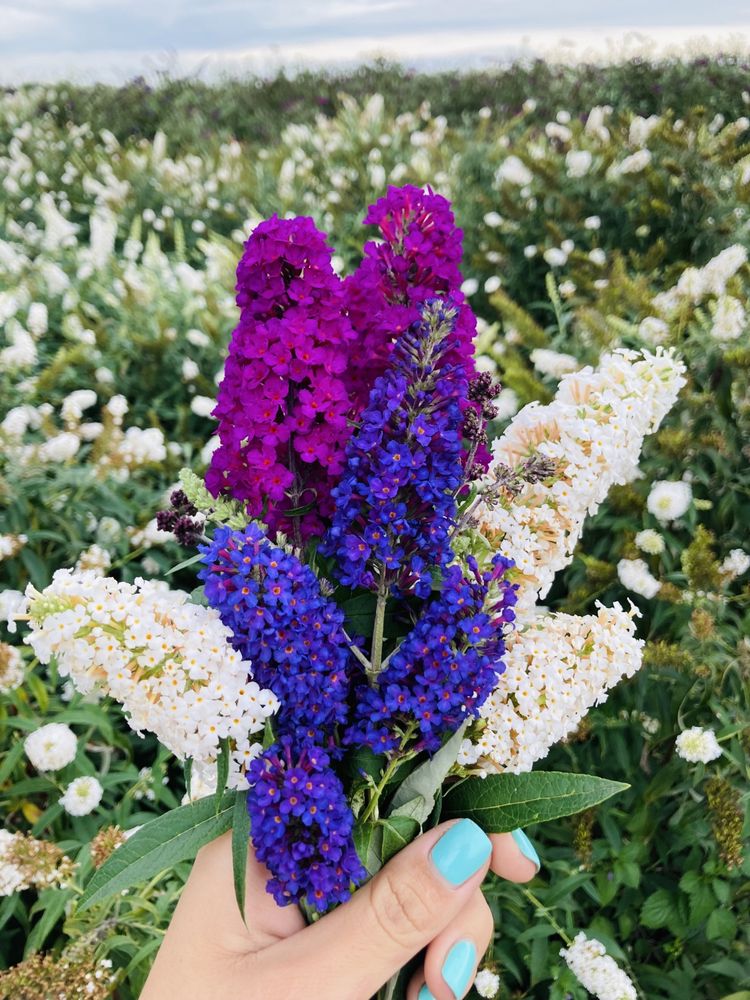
(17, 186), (685, 999)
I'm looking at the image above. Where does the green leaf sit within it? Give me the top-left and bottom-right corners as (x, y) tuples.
(353, 822), (384, 877)
(188, 586), (208, 606)
(166, 551), (204, 575)
(122, 938), (163, 979)
(31, 802), (63, 836)
(281, 500), (317, 517)
(340, 592), (377, 638)
(215, 738), (230, 814)
(441, 771), (629, 831)
(388, 722), (469, 823)
(78, 793), (234, 912)
(231, 789), (251, 925)
(342, 746), (386, 786)
(0, 740), (25, 784)
(679, 870), (701, 894)
(20, 547), (49, 589)
(706, 959), (749, 981)
(262, 718), (275, 750)
(616, 859), (641, 889)
(641, 889), (678, 929)
(688, 883), (716, 926)
(0, 893), (20, 932)
(24, 889), (73, 956)
(380, 816), (420, 864)
(26, 671), (50, 713)
(706, 908), (737, 941)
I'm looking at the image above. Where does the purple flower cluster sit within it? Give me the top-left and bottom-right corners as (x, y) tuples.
(199, 523), (352, 747)
(206, 216), (357, 540)
(193, 190), (519, 914)
(247, 739), (366, 911)
(346, 556), (518, 753)
(344, 186), (472, 388)
(322, 299), (468, 597)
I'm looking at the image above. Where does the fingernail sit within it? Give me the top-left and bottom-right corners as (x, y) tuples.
(441, 939), (477, 998)
(418, 986), (435, 1000)
(512, 828), (540, 870)
(431, 818), (491, 886)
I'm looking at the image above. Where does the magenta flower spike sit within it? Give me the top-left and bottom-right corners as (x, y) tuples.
(206, 215), (357, 540)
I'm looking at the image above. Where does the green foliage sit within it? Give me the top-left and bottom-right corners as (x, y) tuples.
(441, 773), (629, 831)
(79, 793), (235, 912)
(1, 58), (749, 998)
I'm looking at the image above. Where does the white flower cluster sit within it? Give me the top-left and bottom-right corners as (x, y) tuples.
(675, 726), (723, 764)
(1, 388), (168, 480)
(0, 323), (37, 368)
(617, 558), (661, 599)
(0, 532), (27, 561)
(60, 775), (104, 816)
(652, 244), (747, 320)
(61, 389), (97, 426)
(615, 148), (652, 174)
(0, 829), (75, 896)
(128, 517), (174, 549)
(711, 295), (746, 343)
(0, 642), (25, 692)
(478, 348), (686, 614)
(0, 830), (27, 896)
(496, 154), (533, 186)
(560, 932), (637, 1000)
(0, 589), (27, 633)
(463, 603), (644, 773)
(96, 425), (169, 482)
(25, 570), (280, 788)
(74, 544), (112, 576)
(720, 548), (750, 579)
(474, 968), (501, 997)
(24, 722), (78, 771)
(646, 480), (692, 522)
(634, 529), (665, 555)
(529, 348), (579, 378)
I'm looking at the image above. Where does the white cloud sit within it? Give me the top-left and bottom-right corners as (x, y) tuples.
(1, 24), (749, 84)
(0, 4), (54, 40)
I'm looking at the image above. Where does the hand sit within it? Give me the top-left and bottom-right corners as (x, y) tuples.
(142, 818), (539, 1000)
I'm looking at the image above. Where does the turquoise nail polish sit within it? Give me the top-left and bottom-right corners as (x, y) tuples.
(431, 819), (491, 885)
(418, 986), (436, 1000)
(512, 828), (540, 870)
(442, 939), (477, 998)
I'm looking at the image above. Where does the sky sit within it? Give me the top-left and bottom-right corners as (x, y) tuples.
(1, 0), (749, 84)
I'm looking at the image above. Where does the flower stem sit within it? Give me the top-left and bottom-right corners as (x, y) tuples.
(520, 887), (572, 946)
(359, 755), (401, 825)
(359, 724), (417, 826)
(369, 565), (389, 682)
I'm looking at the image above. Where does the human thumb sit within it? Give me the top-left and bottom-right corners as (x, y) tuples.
(262, 819), (492, 1000)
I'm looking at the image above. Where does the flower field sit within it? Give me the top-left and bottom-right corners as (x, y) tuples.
(1, 59), (749, 998)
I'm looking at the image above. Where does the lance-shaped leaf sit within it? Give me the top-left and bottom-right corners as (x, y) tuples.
(353, 822), (384, 877)
(232, 789), (251, 925)
(388, 722), (469, 824)
(380, 816), (420, 864)
(78, 793), (235, 912)
(441, 771), (628, 831)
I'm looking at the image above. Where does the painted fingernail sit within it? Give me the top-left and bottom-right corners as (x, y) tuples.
(430, 819), (491, 886)
(441, 939), (477, 998)
(418, 986), (435, 1000)
(512, 828), (540, 870)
